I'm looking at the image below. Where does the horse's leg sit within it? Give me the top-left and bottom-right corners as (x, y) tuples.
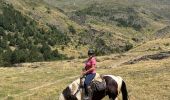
(108, 93), (117, 100)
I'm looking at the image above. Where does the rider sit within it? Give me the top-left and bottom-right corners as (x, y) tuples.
(82, 49), (97, 99)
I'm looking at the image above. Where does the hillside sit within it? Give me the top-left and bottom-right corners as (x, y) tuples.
(0, 0), (170, 67)
(0, 1), (72, 66)
(44, 0), (170, 20)
(44, 0), (170, 42)
(44, 0), (170, 37)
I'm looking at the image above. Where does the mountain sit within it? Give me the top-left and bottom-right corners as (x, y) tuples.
(0, 0), (170, 66)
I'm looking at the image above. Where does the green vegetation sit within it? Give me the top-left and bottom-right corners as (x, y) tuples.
(0, 3), (70, 66)
(0, 1), (136, 66)
(75, 4), (148, 31)
(1, 0), (170, 66)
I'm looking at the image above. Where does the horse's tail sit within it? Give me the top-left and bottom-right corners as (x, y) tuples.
(121, 80), (128, 100)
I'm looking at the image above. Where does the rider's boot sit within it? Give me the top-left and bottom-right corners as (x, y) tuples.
(84, 86), (91, 100)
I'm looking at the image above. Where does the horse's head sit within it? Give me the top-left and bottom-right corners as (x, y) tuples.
(59, 78), (82, 100)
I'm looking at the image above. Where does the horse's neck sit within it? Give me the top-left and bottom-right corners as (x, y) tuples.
(69, 78), (80, 94)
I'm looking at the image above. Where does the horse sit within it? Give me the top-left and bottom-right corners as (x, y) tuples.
(59, 75), (128, 100)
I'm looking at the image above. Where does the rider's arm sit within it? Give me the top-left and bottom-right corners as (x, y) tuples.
(84, 64), (95, 74)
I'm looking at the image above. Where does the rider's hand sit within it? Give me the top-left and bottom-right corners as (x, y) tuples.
(81, 71), (86, 75)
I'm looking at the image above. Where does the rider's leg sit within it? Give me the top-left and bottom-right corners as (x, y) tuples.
(84, 73), (96, 97)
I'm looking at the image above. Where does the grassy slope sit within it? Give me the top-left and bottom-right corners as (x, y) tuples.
(5, 0), (82, 30)
(2, 0), (135, 59)
(44, 0), (169, 40)
(0, 38), (170, 100)
(3, 0), (170, 58)
(3, 0), (133, 58)
(44, 0), (169, 33)
(3, 0), (89, 58)
(130, 38), (170, 52)
(46, 0), (170, 20)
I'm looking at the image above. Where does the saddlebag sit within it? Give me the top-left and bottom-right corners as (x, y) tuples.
(91, 80), (106, 92)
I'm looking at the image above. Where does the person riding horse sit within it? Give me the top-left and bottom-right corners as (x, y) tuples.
(81, 49), (96, 100)
(59, 49), (129, 100)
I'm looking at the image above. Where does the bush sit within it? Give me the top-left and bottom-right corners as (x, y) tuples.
(49, 25), (70, 45)
(28, 48), (44, 62)
(11, 49), (29, 64)
(0, 39), (7, 49)
(94, 38), (113, 55)
(0, 27), (5, 36)
(124, 43), (133, 51)
(1, 49), (13, 66)
(68, 25), (76, 34)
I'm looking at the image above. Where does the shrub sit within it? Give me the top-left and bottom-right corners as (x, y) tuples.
(0, 39), (7, 49)
(0, 27), (5, 36)
(28, 48), (44, 62)
(11, 49), (29, 64)
(68, 25), (76, 34)
(2, 49), (13, 66)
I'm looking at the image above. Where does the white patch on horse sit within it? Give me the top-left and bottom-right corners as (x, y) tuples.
(75, 88), (82, 100)
(59, 78), (82, 100)
(104, 75), (123, 94)
(68, 78), (80, 95)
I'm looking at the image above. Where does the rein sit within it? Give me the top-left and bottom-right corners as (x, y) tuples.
(73, 83), (81, 96)
(73, 77), (84, 96)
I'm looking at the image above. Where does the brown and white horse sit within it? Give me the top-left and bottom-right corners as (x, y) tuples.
(59, 75), (128, 100)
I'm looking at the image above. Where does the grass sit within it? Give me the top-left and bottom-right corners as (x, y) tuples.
(130, 38), (170, 52)
(0, 61), (82, 100)
(0, 46), (170, 100)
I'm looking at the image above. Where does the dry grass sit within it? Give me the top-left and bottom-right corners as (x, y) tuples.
(0, 48), (170, 100)
(130, 38), (170, 52)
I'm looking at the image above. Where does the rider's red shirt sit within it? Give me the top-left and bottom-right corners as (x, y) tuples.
(85, 57), (96, 74)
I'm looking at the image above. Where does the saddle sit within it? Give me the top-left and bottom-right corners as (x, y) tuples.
(80, 73), (106, 92)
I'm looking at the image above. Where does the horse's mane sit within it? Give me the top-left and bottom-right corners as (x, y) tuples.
(68, 78), (80, 95)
